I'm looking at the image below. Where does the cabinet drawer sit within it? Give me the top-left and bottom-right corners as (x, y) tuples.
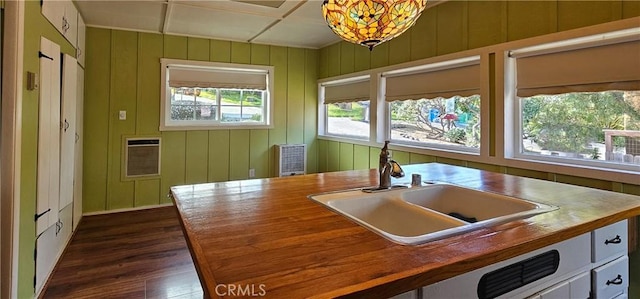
(592, 255), (628, 299)
(592, 220), (627, 264)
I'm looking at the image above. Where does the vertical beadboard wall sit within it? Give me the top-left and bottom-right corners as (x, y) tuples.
(83, 28), (318, 212)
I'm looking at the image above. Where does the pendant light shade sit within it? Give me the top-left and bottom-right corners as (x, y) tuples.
(322, 0), (427, 51)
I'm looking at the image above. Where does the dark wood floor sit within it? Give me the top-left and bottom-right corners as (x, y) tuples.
(42, 207), (203, 299)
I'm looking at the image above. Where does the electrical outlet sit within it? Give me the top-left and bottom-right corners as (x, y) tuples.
(249, 168), (256, 178)
(119, 110), (127, 120)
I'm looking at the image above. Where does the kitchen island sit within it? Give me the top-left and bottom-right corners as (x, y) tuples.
(170, 163), (640, 298)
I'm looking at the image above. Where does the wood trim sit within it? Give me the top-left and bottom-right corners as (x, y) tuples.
(82, 203), (173, 216)
(1, 1), (25, 297)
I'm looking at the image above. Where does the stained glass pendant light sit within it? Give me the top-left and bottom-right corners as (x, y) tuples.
(322, 0), (427, 51)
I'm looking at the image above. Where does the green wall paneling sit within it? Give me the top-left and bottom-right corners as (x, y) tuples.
(210, 40), (231, 62)
(369, 147), (380, 169)
(555, 174), (614, 191)
(250, 130), (269, 178)
(436, 157), (467, 167)
(251, 44), (270, 66)
(623, 1), (640, 19)
(388, 31), (411, 66)
(339, 142), (354, 171)
(304, 49), (319, 174)
(208, 130), (230, 182)
(353, 45), (371, 72)
(135, 179), (161, 206)
(187, 37), (210, 61)
(328, 141), (341, 172)
(353, 145), (371, 170)
(622, 184), (640, 196)
(557, 1), (620, 31)
(467, 1), (506, 49)
(392, 150), (410, 165)
(507, 1), (557, 41)
(229, 129), (251, 180)
(287, 47), (305, 144)
(319, 47), (329, 79)
(136, 33), (162, 135)
(505, 167), (549, 181)
(467, 161), (504, 173)
(160, 131), (186, 202)
(231, 41), (251, 64)
(250, 44), (271, 179)
(328, 43), (341, 77)
(84, 27), (111, 212)
(318, 140), (329, 173)
(185, 131), (209, 184)
(340, 42), (355, 74)
(370, 42), (389, 69)
(410, 9), (437, 61)
(163, 35), (188, 59)
(436, 1), (468, 55)
(409, 153), (436, 164)
(269, 46), (288, 176)
(108, 30), (138, 209)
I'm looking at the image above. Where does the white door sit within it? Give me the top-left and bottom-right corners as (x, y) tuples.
(73, 66), (84, 230)
(36, 37), (61, 235)
(59, 54), (77, 211)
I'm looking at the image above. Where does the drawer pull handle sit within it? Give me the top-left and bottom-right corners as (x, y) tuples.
(604, 235), (622, 245)
(606, 274), (623, 285)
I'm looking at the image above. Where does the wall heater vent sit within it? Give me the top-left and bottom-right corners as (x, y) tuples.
(275, 144), (306, 177)
(125, 138), (161, 177)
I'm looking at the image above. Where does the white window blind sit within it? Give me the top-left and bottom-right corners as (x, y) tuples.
(384, 58), (481, 102)
(514, 40), (640, 97)
(168, 66), (268, 90)
(323, 78), (370, 104)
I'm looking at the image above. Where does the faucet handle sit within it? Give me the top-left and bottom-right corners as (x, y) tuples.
(389, 160), (405, 178)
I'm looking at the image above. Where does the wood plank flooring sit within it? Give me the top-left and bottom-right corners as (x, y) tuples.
(42, 207), (203, 299)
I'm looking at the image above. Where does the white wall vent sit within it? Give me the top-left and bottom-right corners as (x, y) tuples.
(125, 138), (161, 177)
(275, 144), (306, 177)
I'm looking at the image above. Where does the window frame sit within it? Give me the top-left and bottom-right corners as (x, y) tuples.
(505, 28), (640, 174)
(160, 58), (274, 131)
(318, 73), (374, 142)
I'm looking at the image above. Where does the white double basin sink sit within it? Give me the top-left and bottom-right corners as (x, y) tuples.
(308, 183), (557, 245)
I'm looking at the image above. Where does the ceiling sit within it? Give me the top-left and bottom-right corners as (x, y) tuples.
(74, 0), (343, 49)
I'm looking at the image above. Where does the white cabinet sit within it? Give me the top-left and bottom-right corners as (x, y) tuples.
(35, 204), (73, 295)
(41, 0), (77, 47)
(592, 220), (628, 265)
(36, 37), (61, 235)
(73, 66), (84, 230)
(76, 14), (86, 67)
(592, 256), (629, 299)
(59, 54), (77, 211)
(591, 220), (629, 299)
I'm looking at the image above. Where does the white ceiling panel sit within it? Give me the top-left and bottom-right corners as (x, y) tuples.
(165, 3), (278, 41)
(75, 1), (166, 33)
(252, 17), (340, 48)
(175, 0), (303, 18)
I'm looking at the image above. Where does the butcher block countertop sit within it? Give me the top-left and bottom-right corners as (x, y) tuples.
(170, 163), (640, 298)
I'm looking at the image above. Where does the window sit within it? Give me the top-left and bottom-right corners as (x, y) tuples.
(160, 59), (274, 130)
(319, 76), (370, 140)
(508, 29), (640, 171)
(383, 56), (482, 153)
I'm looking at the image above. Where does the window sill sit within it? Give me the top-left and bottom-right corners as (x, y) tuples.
(160, 123), (273, 131)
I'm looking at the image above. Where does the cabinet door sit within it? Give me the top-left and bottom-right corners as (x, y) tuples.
(41, 0), (64, 34)
(592, 220), (627, 265)
(59, 54), (77, 211)
(539, 281), (570, 299)
(76, 14), (86, 67)
(592, 256), (629, 299)
(73, 67), (84, 230)
(37, 37), (61, 235)
(64, 1), (77, 47)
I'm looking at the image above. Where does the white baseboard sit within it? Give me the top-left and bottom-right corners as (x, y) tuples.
(82, 203), (174, 216)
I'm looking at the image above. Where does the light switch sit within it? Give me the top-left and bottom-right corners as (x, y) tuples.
(119, 110), (126, 120)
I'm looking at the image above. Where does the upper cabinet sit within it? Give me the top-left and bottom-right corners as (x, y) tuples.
(77, 14), (86, 67)
(42, 0), (78, 48)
